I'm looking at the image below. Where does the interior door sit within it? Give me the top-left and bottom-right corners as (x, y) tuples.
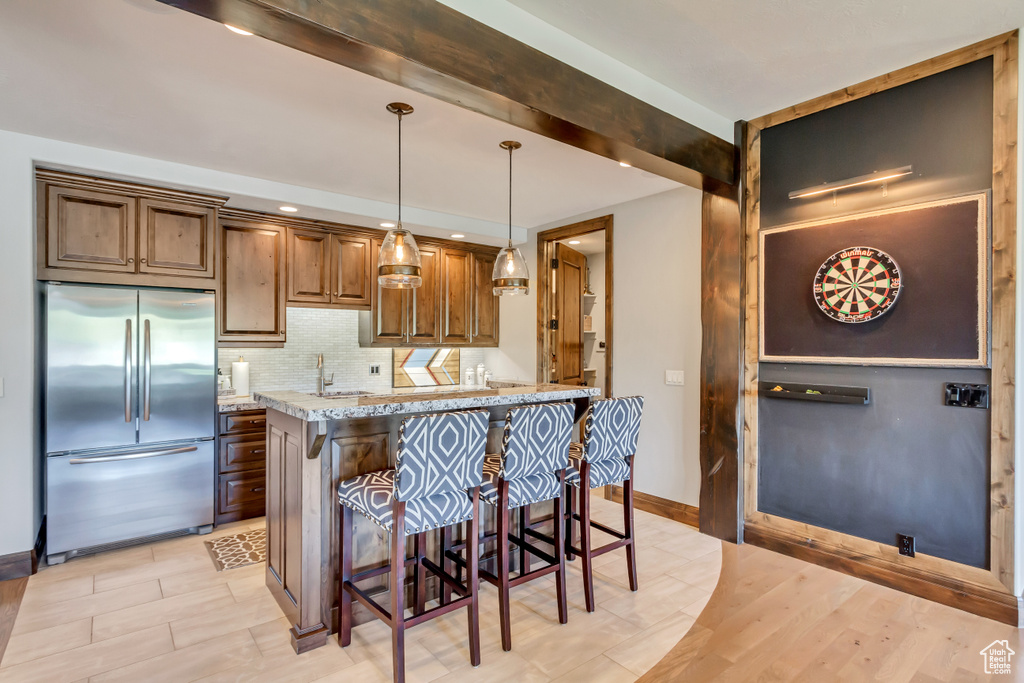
(139, 289), (216, 444)
(554, 244), (586, 385)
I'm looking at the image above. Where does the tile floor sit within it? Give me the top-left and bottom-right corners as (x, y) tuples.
(0, 496), (720, 682)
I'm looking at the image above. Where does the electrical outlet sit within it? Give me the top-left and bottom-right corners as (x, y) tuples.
(896, 533), (915, 557)
(369, 364), (381, 376)
(665, 370), (685, 386)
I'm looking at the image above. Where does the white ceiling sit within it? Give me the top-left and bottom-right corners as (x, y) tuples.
(506, 0), (1024, 121)
(0, 0), (678, 239)
(557, 231), (605, 257)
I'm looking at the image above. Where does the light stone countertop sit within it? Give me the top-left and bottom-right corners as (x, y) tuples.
(217, 395), (263, 413)
(255, 383), (600, 422)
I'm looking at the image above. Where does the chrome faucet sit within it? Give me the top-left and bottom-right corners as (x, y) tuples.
(316, 353), (334, 395)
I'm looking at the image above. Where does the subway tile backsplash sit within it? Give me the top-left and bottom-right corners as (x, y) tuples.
(218, 307), (490, 394)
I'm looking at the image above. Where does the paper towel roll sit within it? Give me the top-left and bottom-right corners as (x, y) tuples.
(232, 357), (250, 398)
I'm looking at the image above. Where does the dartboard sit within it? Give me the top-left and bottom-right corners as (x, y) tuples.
(812, 246), (901, 324)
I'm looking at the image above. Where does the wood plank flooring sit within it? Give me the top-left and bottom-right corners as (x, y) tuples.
(0, 578), (28, 666)
(0, 497), (720, 682)
(640, 542), (1024, 682)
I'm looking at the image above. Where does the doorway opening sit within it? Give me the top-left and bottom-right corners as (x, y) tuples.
(536, 215), (613, 399)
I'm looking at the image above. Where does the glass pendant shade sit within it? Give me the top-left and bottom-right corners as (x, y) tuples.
(492, 245), (530, 296)
(494, 140), (530, 296)
(377, 225), (422, 289)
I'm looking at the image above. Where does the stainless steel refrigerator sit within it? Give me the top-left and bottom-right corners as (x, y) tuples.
(45, 283), (216, 564)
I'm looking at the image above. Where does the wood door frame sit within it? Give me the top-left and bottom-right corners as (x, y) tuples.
(536, 216), (613, 399)
(741, 31), (1019, 623)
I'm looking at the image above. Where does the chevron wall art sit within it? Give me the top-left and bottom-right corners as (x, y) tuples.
(392, 348), (461, 387)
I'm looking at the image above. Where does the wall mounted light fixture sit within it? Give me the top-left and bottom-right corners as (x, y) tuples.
(789, 165), (913, 200)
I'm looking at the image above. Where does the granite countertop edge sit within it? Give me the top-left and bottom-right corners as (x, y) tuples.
(254, 385), (600, 422)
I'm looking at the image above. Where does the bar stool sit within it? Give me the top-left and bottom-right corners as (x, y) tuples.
(474, 401), (574, 651)
(336, 409), (489, 683)
(564, 396), (645, 612)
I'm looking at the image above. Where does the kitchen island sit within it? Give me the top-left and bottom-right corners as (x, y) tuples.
(255, 383), (600, 653)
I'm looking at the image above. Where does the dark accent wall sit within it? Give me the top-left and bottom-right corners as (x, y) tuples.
(756, 58), (993, 568)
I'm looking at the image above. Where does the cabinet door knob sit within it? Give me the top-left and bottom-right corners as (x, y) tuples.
(128, 258), (134, 263)
(140, 258), (147, 264)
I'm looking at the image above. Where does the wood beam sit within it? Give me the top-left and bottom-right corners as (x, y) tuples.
(156, 0), (735, 189)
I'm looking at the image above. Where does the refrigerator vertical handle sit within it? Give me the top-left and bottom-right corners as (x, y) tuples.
(124, 319), (132, 423)
(143, 318), (151, 421)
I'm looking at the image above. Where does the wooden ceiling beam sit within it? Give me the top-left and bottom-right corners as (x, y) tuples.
(156, 0), (735, 189)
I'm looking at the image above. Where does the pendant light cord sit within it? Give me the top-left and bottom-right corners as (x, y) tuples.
(507, 144), (513, 248)
(397, 111), (403, 225)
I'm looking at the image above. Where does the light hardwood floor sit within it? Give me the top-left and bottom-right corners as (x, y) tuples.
(640, 541), (1024, 682)
(0, 497), (721, 682)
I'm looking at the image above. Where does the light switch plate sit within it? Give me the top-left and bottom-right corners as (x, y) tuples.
(665, 370), (685, 386)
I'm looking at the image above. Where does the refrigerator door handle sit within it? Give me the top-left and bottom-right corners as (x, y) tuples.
(69, 445), (198, 465)
(124, 318), (132, 423)
(143, 318), (152, 421)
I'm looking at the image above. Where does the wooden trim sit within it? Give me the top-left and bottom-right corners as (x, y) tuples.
(536, 216), (613, 398)
(35, 168), (228, 208)
(745, 521), (1017, 625)
(741, 32), (1018, 602)
(749, 31), (1018, 129)
(609, 485), (699, 529)
(0, 552), (33, 583)
(158, 0), (734, 189)
(0, 577), (28, 667)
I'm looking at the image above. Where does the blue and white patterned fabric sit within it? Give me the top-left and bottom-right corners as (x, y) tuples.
(479, 454), (562, 510)
(338, 469), (474, 535)
(479, 403), (573, 509)
(566, 396), (644, 489)
(337, 409), (488, 536)
(394, 409), (488, 502)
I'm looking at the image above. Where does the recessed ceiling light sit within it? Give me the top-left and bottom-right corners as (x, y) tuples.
(279, 206), (298, 213)
(224, 24), (253, 35)
(380, 221), (396, 228)
(450, 234), (465, 239)
(619, 161), (632, 168)
(568, 240), (581, 245)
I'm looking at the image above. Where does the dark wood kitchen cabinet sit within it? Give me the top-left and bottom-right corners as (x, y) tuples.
(287, 228), (371, 309)
(218, 216), (286, 345)
(217, 409), (267, 524)
(361, 239), (499, 347)
(36, 169), (224, 286)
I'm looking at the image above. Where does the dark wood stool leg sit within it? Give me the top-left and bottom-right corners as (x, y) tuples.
(519, 505), (531, 576)
(339, 504), (353, 647)
(391, 503), (407, 683)
(565, 482), (576, 561)
(467, 488), (482, 667)
(579, 463), (595, 613)
(413, 532), (427, 615)
(623, 460), (638, 592)
(553, 472), (568, 625)
(497, 480), (512, 652)
(440, 526), (453, 606)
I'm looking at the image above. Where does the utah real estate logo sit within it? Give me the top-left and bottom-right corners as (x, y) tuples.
(980, 640), (1015, 675)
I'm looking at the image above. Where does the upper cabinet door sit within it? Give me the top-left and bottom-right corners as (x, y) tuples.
(287, 228), (331, 305)
(138, 198), (215, 278)
(471, 252), (499, 347)
(371, 239), (408, 344)
(408, 246), (441, 344)
(441, 249), (472, 345)
(331, 235), (371, 309)
(46, 184), (137, 273)
(219, 220), (286, 344)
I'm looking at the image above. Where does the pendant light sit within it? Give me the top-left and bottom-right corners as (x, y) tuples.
(493, 141), (530, 296)
(377, 102), (423, 289)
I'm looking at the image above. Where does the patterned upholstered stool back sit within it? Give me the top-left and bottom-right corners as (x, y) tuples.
(579, 396), (644, 463)
(499, 402), (574, 480)
(394, 409), (488, 502)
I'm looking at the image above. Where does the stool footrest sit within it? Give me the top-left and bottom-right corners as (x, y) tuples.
(566, 536), (631, 558)
(420, 556), (469, 598)
(507, 532), (559, 566)
(352, 556), (417, 584)
(344, 581), (392, 625)
(405, 595), (473, 628)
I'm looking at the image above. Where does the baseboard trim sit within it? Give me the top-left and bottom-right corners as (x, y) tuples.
(609, 485), (700, 529)
(0, 517), (46, 581)
(744, 522), (1018, 626)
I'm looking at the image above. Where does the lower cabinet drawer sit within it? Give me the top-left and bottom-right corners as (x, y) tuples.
(219, 434), (266, 473)
(218, 471), (266, 521)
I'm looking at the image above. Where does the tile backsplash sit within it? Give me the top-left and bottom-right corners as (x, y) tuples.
(218, 307), (490, 394)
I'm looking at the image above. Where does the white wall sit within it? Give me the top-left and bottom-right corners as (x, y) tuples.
(487, 186), (704, 506)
